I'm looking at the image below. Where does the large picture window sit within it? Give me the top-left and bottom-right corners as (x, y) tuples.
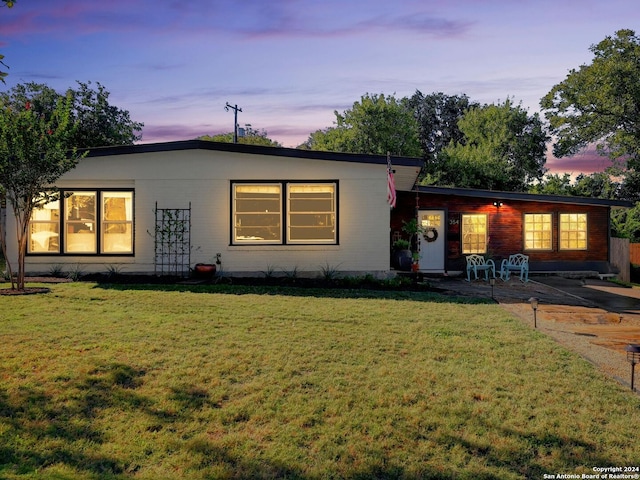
(28, 189), (134, 255)
(560, 213), (587, 250)
(232, 181), (337, 245)
(524, 213), (552, 250)
(461, 214), (487, 254)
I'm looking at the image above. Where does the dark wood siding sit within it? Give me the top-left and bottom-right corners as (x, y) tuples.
(392, 191), (611, 272)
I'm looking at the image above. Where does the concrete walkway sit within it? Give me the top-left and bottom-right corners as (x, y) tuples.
(431, 274), (640, 391)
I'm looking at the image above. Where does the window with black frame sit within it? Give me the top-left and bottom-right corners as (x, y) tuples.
(28, 190), (134, 255)
(232, 181), (337, 245)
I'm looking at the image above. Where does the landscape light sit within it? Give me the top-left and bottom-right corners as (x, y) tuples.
(528, 297), (539, 328)
(625, 344), (640, 391)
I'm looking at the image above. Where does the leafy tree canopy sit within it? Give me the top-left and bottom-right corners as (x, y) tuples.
(302, 93), (422, 157)
(432, 99), (549, 191)
(541, 29), (640, 166)
(302, 92), (548, 191)
(0, 81), (144, 148)
(0, 93), (86, 290)
(0, 0), (16, 83)
(530, 172), (620, 199)
(200, 125), (281, 147)
(405, 90), (477, 165)
(612, 203), (640, 242)
(528, 173), (575, 196)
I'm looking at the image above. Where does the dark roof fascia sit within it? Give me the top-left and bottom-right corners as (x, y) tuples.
(415, 185), (634, 208)
(83, 140), (424, 168)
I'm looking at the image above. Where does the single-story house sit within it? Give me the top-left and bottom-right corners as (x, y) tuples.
(6, 140), (422, 277)
(3, 140), (632, 278)
(390, 186), (633, 276)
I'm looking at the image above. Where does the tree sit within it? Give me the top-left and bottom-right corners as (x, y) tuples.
(1, 0), (16, 83)
(302, 93), (422, 157)
(200, 125), (281, 147)
(0, 94), (86, 290)
(0, 81), (144, 148)
(435, 99), (549, 190)
(618, 170), (640, 202)
(528, 173), (575, 196)
(572, 172), (620, 199)
(541, 29), (640, 166)
(611, 203), (640, 242)
(299, 125), (354, 152)
(405, 91), (477, 172)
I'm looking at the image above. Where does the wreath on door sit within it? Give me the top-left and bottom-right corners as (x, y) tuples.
(423, 227), (438, 243)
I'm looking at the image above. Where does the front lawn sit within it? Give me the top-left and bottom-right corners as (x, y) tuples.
(0, 282), (638, 479)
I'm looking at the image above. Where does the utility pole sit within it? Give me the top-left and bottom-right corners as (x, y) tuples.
(224, 102), (242, 144)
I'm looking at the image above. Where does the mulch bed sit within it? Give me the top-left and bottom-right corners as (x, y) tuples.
(0, 276), (70, 295)
(0, 287), (51, 295)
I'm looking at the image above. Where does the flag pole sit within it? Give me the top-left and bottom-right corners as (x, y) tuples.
(386, 152), (396, 209)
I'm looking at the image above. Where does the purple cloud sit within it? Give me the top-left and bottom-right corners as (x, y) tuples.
(359, 14), (473, 38)
(140, 123), (215, 143)
(546, 147), (615, 175)
(1, 0), (473, 47)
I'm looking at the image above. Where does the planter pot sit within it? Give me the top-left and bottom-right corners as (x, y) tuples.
(193, 263), (216, 279)
(391, 249), (413, 271)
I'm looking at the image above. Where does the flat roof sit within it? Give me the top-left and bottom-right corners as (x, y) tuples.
(84, 139), (424, 168)
(416, 185), (633, 208)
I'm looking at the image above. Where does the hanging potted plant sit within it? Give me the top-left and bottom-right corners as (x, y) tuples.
(402, 219), (423, 271)
(411, 251), (420, 272)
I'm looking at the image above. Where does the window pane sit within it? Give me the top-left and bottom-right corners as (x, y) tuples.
(420, 214), (441, 228)
(102, 192), (133, 253)
(288, 183), (336, 243)
(65, 192), (96, 253)
(28, 199), (60, 253)
(524, 213), (552, 250)
(560, 213), (587, 250)
(462, 214), (487, 254)
(103, 192), (133, 221)
(234, 184), (282, 243)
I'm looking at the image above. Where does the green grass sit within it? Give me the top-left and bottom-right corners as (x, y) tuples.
(0, 282), (639, 479)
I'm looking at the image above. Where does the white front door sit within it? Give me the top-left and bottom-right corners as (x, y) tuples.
(417, 210), (445, 272)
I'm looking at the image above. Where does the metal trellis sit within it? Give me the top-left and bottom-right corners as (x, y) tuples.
(153, 202), (191, 277)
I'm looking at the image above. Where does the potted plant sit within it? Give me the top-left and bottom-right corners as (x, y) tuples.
(391, 238), (413, 271)
(193, 253), (221, 279)
(193, 263), (216, 278)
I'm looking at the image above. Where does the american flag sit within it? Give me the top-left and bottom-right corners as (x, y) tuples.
(386, 155), (396, 208)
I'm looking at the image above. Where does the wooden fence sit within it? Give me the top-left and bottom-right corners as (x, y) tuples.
(612, 237), (630, 282)
(631, 243), (640, 266)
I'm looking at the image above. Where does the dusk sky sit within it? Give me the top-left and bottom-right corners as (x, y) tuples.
(1, 0), (638, 175)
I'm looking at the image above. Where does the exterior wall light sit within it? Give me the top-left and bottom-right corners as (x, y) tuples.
(493, 201), (503, 208)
